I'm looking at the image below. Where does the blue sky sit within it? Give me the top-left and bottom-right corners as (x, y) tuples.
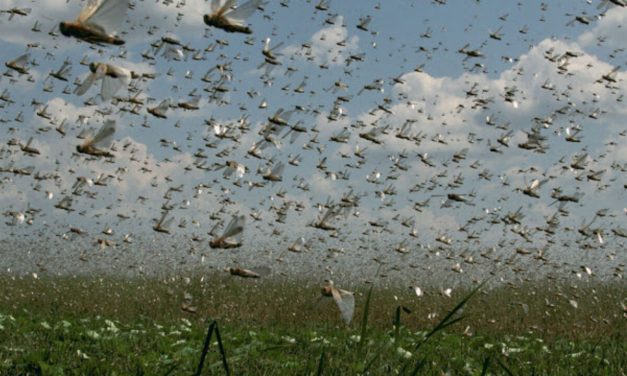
(0, 0), (625, 281)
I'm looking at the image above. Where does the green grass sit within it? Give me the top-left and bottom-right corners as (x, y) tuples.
(0, 274), (625, 375)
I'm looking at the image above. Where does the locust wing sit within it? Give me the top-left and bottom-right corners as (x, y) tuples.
(331, 287), (355, 325)
(223, 0), (262, 27)
(222, 215), (245, 241)
(75, 63), (106, 96)
(79, 0), (128, 36)
(91, 120), (116, 148)
(101, 66), (130, 100)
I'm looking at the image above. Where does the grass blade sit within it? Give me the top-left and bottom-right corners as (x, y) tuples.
(195, 320), (216, 376)
(359, 282), (374, 345)
(480, 356), (491, 376)
(361, 340), (392, 373)
(428, 315), (465, 334)
(394, 305), (402, 343)
(359, 264), (382, 347)
(161, 363), (178, 376)
(496, 356), (515, 376)
(316, 350), (325, 376)
(405, 281), (487, 374)
(195, 320), (230, 376)
(408, 357), (426, 376)
(415, 280), (486, 351)
(213, 322), (231, 375)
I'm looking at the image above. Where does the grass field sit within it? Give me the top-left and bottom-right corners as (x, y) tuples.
(1, 273), (625, 375)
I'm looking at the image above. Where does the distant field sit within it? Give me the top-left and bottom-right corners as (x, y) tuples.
(1, 274), (625, 375)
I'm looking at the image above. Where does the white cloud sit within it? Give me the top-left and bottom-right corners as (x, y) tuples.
(282, 16), (359, 67)
(1, 1), (625, 279)
(578, 6), (627, 50)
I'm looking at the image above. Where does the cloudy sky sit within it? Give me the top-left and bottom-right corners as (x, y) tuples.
(0, 0), (625, 281)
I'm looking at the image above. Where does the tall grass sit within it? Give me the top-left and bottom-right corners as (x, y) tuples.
(195, 320), (230, 376)
(0, 274), (625, 374)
